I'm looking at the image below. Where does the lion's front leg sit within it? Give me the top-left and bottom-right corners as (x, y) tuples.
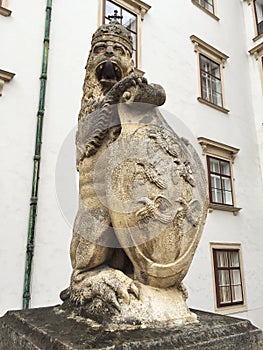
(102, 74), (165, 107)
(70, 266), (139, 311)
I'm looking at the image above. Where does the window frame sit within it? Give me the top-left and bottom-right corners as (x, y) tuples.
(207, 156), (234, 207)
(199, 54), (223, 109)
(190, 35), (229, 114)
(253, 0), (263, 39)
(249, 41), (263, 91)
(198, 137), (241, 215)
(99, 0), (151, 69)
(191, 0), (219, 20)
(246, 0), (263, 41)
(103, 0), (138, 65)
(210, 243), (247, 314)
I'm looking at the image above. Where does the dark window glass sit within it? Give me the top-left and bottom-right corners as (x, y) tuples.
(195, 0), (214, 14)
(213, 249), (244, 307)
(200, 55), (223, 107)
(207, 156), (233, 206)
(254, 0), (263, 35)
(104, 0), (138, 65)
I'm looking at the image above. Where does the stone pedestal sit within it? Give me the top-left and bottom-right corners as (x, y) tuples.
(0, 306), (262, 350)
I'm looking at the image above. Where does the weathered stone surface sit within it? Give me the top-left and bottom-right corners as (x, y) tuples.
(64, 20), (209, 326)
(61, 281), (197, 327)
(0, 306), (262, 349)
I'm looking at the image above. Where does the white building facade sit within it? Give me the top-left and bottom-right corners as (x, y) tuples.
(0, 0), (263, 329)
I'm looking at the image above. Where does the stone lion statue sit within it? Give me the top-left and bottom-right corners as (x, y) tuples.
(61, 22), (208, 326)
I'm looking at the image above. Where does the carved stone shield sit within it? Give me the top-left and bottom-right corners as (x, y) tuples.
(94, 103), (208, 288)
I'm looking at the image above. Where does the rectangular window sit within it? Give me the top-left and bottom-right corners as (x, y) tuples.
(191, 36), (229, 113)
(195, 0), (214, 14)
(198, 137), (240, 214)
(249, 42), (263, 91)
(254, 0), (263, 36)
(104, 0), (138, 65)
(200, 54), (223, 108)
(213, 248), (244, 308)
(207, 156), (233, 206)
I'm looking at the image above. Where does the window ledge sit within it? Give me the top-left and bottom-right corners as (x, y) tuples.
(0, 69), (15, 96)
(253, 32), (263, 42)
(249, 41), (263, 60)
(191, 0), (219, 21)
(215, 304), (248, 315)
(197, 97), (229, 114)
(0, 6), (11, 16)
(191, 35), (229, 65)
(198, 137), (240, 160)
(111, 0), (151, 19)
(134, 67), (145, 76)
(209, 203), (242, 216)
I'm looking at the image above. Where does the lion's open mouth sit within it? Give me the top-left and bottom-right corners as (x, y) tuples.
(96, 61), (122, 85)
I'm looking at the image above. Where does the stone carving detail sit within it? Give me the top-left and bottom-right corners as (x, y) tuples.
(61, 22), (209, 327)
(136, 195), (173, 226)
(148, 127), (183, 161)
(136, 160), (167, 189)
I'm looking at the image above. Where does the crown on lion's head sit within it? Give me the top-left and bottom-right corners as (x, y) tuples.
(92, 23), (133, 55)
(78, 23), (134, 120)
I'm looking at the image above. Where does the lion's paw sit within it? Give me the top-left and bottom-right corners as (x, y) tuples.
(70, 267), (139, 311)
(103, 74), (148, 104)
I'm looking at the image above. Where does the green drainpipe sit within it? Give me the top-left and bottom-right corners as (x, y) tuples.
(23, 0), (52, 310)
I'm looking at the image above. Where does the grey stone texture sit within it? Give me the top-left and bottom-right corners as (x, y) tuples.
(0, 306), (262, 349)
(67, 21), (209, 325)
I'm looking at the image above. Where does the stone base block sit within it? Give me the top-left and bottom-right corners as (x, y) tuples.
(0, 306), (262, 349)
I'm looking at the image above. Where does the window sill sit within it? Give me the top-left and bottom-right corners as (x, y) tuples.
(0, 69), (15, 96)
(134, 67), (145, 76)
(209, 203), (242, 216)
(191, 0), (219, 21)
(0, 6), (11, 16)
(197, 97), (230, 114)
(215, 303), (247, 315)
(253, 32), (263, 42)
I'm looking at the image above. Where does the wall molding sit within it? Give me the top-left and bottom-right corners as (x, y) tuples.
(198, 137), (239, 162)
(0, 5), (11, 16)
(0, 69), (15, 96)
(249, 41), (263, 59)
(190, 35), (229, 66)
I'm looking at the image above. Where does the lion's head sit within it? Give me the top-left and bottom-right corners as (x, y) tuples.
(78, 23), (134, 120)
